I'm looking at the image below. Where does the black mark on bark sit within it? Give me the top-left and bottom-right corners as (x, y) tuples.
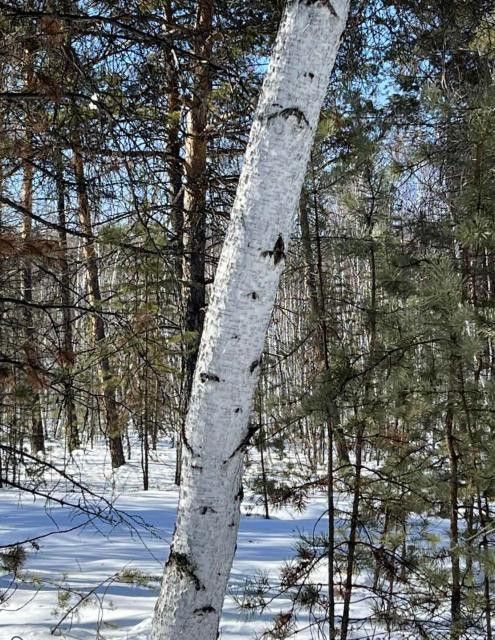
(168, 551), (204, 591)
(273, 234), (286, 264)
(181, 424), (196, 457)
(200, 506), (217, 515)
(267, 107), (309, 127)
(225, 423), (260, 461)
(194, 605), (216, 615)
(301, 0), (338, 17)
(250, 359), (260, 374)
(261, 234), (285, 266)
(200, 372), (220, 383)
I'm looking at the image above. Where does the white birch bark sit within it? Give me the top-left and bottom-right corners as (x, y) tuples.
(151, 2), (350, 639)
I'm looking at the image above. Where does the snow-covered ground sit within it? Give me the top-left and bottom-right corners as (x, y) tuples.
(0, 441), (336, 640)
(2, 439), (463, 639)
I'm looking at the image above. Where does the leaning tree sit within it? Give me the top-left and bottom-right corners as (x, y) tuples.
(151, 1), (351, 639)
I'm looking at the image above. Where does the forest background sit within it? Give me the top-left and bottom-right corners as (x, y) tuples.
(1, 1), (495, 639)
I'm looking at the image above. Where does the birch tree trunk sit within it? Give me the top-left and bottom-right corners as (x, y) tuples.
(152, 2), (349, 639)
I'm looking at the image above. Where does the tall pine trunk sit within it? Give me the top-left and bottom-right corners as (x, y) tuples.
(164, 1), (186, 480)
(21, 156), (45, 455)
(72, 138), (125, 468)
(176, 0), (214, 484)
(341, 191), (378, 640)
(165, 1), (185, 283)
(445, 360), (461, 640)
(300, 188), (349, 466)
(151, 2), (350, 639)
(21, 51), (45, 455)
(55, 149), (79, 453)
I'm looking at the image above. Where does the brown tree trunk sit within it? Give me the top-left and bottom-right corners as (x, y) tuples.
(176, 0), (214, 484)
(165, 1), (186, 484)
(445, 370), (461, 640)
(165, 1), (185, 281)
(72, 139), (124, 468)
(341, 194), (378, 639)
(300, 191), (349, 465)
(21, 58), (45, 454)
(299, 191), (343, 638)
(482, 496), (493, 640)
(55, 150), (79, 452)
(340, 421), (364, 640)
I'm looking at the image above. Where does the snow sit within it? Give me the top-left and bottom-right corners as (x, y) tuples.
(0, 441), (335, 640)
(1, 440), (463, 639)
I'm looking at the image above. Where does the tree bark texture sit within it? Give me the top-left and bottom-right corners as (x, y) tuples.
(151, 2), (350, 639)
